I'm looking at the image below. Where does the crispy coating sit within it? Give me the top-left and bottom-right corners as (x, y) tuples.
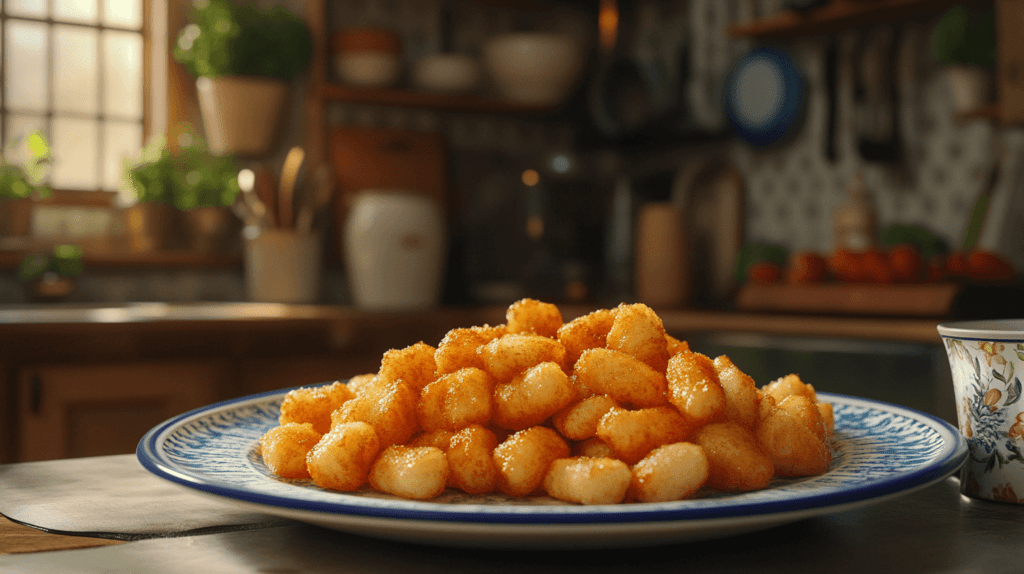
(306, 422), (380, 491)
(629, 442), (709, 503)
(573, 436), (614, 458)
(757, 395), (831, 477)
(818, 402), (835, 437)
(493, 362), (575, 431)
(557, 308), (617, 368)
(447, 425), (501, 494)
(406, 429), (454, 450)
(543, 457), (631, 505)
(434, 325), (505, 375)
(763, 373), (817, 404)
(418, 367), (493, 431)
(479, 333), (567, 381)
(506, 298), (563, 338)
(666, 350), (727, 427)
(378, 342), (438, 391)
(493, 426), (569, 496)
(595, 406), (694, 465)
(692, 421), (774, 491)
(346, 373), (378, 396)
(278, 382), (355, 434)
(573, 348), (668, 408)
(665, 334), (690, 357)
(552, 395), (619, 441)
(259, 422), (322, 479)
(369, 445), (449, 500)
(605, 303), (670, 373)
(713, 355), (760, 430)
(331, 381), (419, 447)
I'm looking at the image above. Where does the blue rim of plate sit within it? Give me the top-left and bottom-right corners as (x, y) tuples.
(138, 389), (966, 525)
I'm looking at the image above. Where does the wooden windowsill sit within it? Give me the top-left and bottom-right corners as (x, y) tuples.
(0, 236), (242, 269)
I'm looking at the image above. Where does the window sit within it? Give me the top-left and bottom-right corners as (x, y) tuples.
(3, 0), (146, 194)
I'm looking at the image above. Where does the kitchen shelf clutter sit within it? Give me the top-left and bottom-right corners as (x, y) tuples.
(320, 83), (556, 114)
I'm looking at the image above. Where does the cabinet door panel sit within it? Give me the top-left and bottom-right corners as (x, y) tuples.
(17, 361), (228, 461)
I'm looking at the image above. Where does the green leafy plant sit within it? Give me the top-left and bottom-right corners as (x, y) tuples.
(123, 126), (240, 210)
(931, 5), (996, 67)
(18, 244), (83, 282)
(0, 131), (51, 200)
(173, 0), (312, 80)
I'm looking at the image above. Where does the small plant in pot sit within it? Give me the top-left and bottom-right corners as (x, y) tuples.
(0, 131), (51, 237)
(174, 0), (312, 157)
(18, 244), (83, 302)
(931, 5), (996, 114)
(124, 127), (242, 252)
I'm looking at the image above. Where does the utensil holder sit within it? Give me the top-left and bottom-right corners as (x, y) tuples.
(245, 229), (322, 304)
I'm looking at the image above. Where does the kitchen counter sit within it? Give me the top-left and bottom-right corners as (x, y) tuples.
(2, 454), (1023, 572)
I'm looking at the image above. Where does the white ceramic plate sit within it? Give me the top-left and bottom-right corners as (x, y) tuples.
(138, 389), (966, 549)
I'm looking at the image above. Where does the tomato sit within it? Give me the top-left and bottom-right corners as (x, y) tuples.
(862, 249), (896, 284)
(747, 261), (783, 284)
(886, 244), (924, 283)
(785, 252), (830, 283)
(967, 250), (1016, 282)
(828, 249), (865, 283)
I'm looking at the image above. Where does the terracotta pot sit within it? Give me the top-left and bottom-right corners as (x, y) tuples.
(196, 76), (290, 157)
(124, 202), (178, 252)
(182, 206), (239, 253)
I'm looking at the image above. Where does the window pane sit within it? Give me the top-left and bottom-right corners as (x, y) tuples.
(53, 0), (97, 24)
(6, 0), (47, 18)
(52, 117), (99, 190)
(54, 26), (99, 115)
(6, 21), (49, 113)
(4, 114), (47, 168)
(103, 31), (142, 120)
(104, 0), (142, 29)
(103, 121), (142, 191)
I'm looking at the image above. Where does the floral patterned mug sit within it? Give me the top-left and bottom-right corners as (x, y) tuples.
(938, 320), (1024, 503)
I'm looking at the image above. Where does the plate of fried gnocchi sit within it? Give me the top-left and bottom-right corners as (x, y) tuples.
(138, 300), (967, 549)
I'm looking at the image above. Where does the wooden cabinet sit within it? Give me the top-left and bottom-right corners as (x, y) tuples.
(16, 361), (231, 462)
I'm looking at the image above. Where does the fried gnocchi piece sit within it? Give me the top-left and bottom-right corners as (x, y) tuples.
(713, 355), (759, 430)
(306, 421), (380, 491)
(595, 406), (694, 465)
(665, 334), (690, 357)
(666, 350), (726, 427)
(757, 395), (831, 477)
(556, 308), (617, 368)
(552, 395), (619, 441)
(573, 348), (668, 408)
(346, 373), (378, 396)
(818, 401), (835, 437)
(629, 442), (709, 503)
(434, 325), (505, 375)
(543, 457), (632, 505)
(763, 373), (817, 404)
(418, 367), (494, 431)
(259, 422), (322, 479)
(369, 445), (449, 500)
(692, 421), (774, 491)
(406, 429), (454, 450)
(493, 362), (576, 430)
(573, 436), (614, 458)
(493, 426), (570, 496)
(506, 298), (563, 338)
(605, 303), (671, 373)
(447, 425), (501, 494)
(331, 381), (419, 446)
(479, 333), (567, 381)
(278, 381), (356, 434)
(378, 342), (438, 391)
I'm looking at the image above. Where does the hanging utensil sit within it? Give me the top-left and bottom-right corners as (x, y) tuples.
(236, 168), (266, 229)
(296, 164), (334, 235)
(254, 164), (278, 229)
(278, 146), (305, 230)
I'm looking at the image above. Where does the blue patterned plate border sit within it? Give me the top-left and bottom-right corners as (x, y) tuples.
(138, 389), (966, 547)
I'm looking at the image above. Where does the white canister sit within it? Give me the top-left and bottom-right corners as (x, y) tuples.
(344, 191), (446, 311)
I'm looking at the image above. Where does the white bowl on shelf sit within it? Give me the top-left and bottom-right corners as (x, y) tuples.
(482, 33), (585, 106)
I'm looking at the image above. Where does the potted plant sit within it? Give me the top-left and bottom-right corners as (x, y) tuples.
(124, 127), (242, 252)
(18, 244), (83, 302)
(0, 131), (51, 237)
(931, 5), (996, 114)
(173, 0), (312, 157)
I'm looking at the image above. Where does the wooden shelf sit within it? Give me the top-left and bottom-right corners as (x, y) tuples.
(729, 0), (976, 39)
(320, 83), (556, 115)
(956, 102), (1003, 123)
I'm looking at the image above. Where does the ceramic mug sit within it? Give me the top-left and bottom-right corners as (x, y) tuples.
(938, 319), (1024, 503)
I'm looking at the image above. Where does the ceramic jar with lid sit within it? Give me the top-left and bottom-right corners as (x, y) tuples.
(332, 28), (402, 87)
(343, 190), (446, 311)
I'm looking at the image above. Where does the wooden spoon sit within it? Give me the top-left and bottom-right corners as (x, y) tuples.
(278, 146), (305, 230)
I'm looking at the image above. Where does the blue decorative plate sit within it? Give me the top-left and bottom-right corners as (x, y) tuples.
(724, 46), (805, 146)
(138, 390), (966, 549)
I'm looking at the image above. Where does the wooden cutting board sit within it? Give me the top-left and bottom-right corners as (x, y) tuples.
(735, 282), (962, 317)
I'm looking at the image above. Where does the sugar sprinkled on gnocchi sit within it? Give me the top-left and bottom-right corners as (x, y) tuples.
(259, 298), (834, 504)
